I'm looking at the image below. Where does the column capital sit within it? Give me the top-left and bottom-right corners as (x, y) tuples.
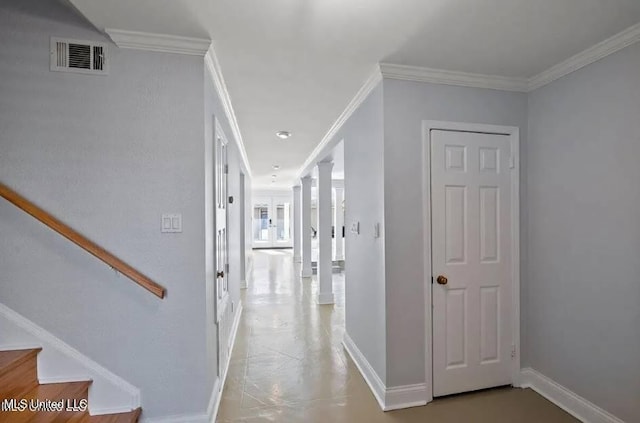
(301, 175), (312, 185)
(293, 185), (301, 191)
(317, 161), (334, 171)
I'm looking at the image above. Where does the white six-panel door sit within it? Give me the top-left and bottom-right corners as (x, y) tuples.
(431, 129), (513, 397)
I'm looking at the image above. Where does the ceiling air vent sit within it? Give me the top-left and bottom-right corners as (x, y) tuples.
(50, 37), (108, 75)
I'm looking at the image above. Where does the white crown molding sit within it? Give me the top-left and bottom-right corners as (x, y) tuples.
(528, 22), (640, 91)
(380, 63), (529, 92)
(205, 47), (253, 178)
(521, 368), (625, 423)
(105, 29), (211, 56)
(296, 66), (382, 181)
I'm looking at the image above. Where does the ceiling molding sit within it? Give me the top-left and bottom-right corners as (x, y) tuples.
(380, 63), (529, 92)
(205, 46), (253, 177)
(105, 29), (211, 56)
(528, 22), (640, 91)
(296, 66), (383, 181)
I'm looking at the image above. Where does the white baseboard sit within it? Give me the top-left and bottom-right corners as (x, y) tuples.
(385, 383), (428, 411)
(520, 368), (624, 423)
(0, 302), (140, 415)
(143, 413), (208, 423)
(317, 292), (335, 305)
(142, 301), (243, 423)
(342, 332), (427, 412)
(342, 332), (386, 409)
(209, 300), (243, 421)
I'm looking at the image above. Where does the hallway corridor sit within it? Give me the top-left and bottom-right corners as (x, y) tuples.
(216, 250), (577, 422)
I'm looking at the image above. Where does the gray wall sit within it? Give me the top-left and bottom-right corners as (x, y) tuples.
(0, 0), (247, 419)
(338, 83), (387, 383)
(382, 79), (528, 387)
(527, 43), (640, 422)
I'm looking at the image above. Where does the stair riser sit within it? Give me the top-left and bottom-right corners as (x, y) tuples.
(0, 353), (39, 398)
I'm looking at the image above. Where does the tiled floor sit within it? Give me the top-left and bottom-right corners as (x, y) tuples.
(217, 249), (578, 422)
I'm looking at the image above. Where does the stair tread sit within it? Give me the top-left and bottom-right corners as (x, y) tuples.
(0, 381), (93, 423)
(0, 348), (41, 377)
(0, 350), (141, 422)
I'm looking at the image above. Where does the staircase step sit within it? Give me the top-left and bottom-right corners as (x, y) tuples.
(0, 381), (92, 423)
(0, 348), (41, 398)
(0, 349), (141, 422)
(89, 408), (142, 423)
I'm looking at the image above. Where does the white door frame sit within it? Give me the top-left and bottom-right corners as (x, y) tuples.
(252, 195), (293, 249)
(422, 120), (520, 403)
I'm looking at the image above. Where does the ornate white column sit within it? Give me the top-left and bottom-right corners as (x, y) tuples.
(334, 185), (344, 261)
(293, 185), (301, 263)
(317, 161), (334, 304)
(301, 176), (313, 278)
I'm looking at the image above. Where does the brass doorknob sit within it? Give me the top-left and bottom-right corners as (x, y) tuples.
(436, 275), (448, 285)
(217, 271), (224, 278)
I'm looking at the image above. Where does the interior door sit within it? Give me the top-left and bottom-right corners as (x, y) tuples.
(431, 129), (513, 397)
(215, 132), (230, 379)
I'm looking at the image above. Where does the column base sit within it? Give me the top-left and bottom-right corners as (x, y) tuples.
(317, 292), (335, 305)
(301, 268), (313, 278)
(294, 255), (302, 263)
(240, 279), (247, 289)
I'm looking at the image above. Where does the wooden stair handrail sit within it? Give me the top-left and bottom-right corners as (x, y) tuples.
(0, 182), (166, 299)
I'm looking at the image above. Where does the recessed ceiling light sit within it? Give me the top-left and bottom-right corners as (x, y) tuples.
(276, 131), (291, 139)
(273, 165), (280, 170)
(272, 174), (277, 178)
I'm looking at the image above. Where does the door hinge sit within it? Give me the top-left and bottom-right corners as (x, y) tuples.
(509, 156), (515, 169)
(224, 164), (229, 174)
(511, 345), (517, 359)
(225, 263), (229, 273)
(431, 276), (434, 284)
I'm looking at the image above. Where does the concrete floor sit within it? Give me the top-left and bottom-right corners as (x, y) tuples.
(217, 250), (578, 422)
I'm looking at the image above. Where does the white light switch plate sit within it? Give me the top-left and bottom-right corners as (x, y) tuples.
(162, 213), (182, 233)
(350, 221), (360, 234)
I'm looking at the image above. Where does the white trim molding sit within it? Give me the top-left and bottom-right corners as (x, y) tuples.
(205, 47), (253, 178)
(209, 300), (243, 422)
(422, 121), (521, 404)
(143, 301), (243, 423)
(0, 302), (141, 415)
(342, 332), (427, 412)
(296, 66), (382, 180)
(385, 384), (428, 411)
(105, 29), (211, 56)
(520, 368), (625, 423)
(528, 22), (640, 91)
(342, 332), (385, 410)
(380, 63), (528, 92)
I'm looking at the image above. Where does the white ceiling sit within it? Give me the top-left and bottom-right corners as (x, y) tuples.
(68, 0), (640, 188)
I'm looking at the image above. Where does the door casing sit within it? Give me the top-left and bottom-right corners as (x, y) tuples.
(422, 120), (521, 403)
